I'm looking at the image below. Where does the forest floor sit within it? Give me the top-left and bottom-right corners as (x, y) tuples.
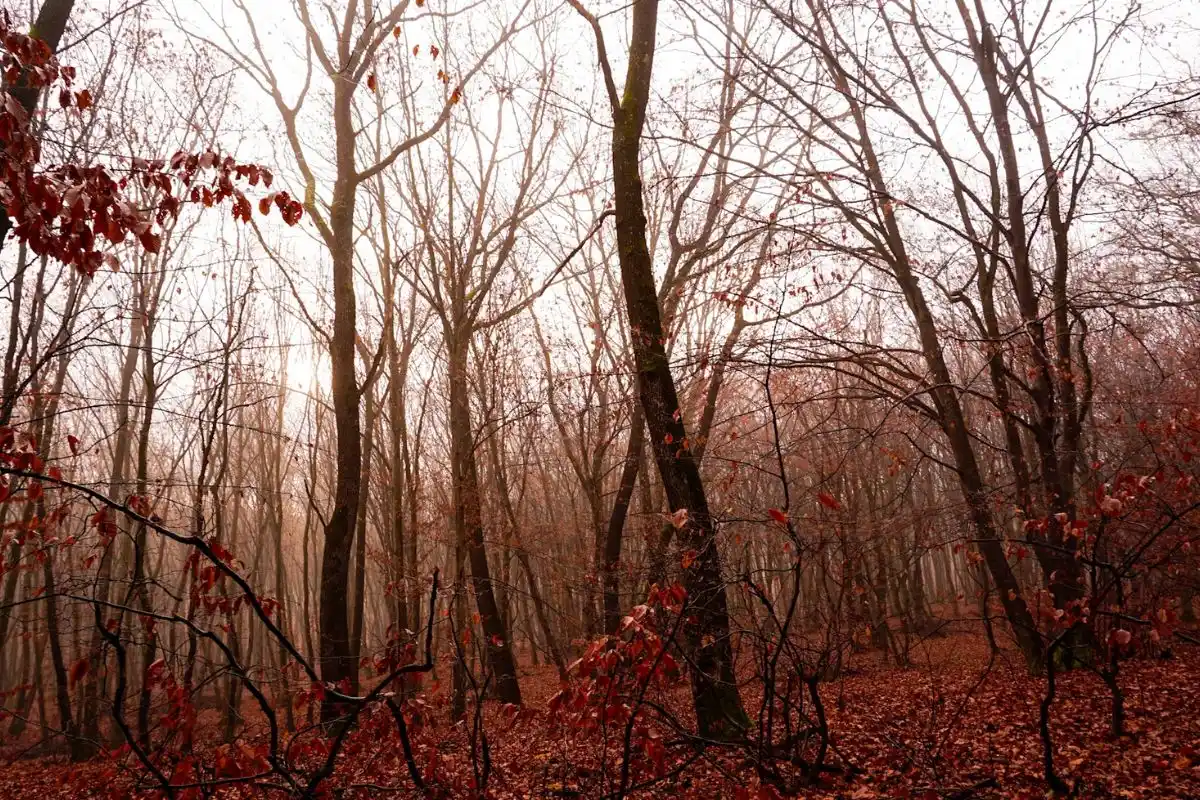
(0, 631), (1197, 798)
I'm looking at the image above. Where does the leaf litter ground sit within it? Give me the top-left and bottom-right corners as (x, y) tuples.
(1, 632), (1197, 798)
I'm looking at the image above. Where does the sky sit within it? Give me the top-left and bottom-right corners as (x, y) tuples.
(13, 0), (1199, 417)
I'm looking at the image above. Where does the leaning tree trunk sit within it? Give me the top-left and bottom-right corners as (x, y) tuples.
(317, 77), (364, 725)
(820, 47), (1046, 671)
(447, 335), (521, 707)
(603, 404), (644, 635)
(602, 0), (747, 738)
(958, 23), (1087, 667)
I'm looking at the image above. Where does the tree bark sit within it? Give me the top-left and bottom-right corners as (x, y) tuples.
(808, 25), (1046, 670)
(447, 336), (521, 707)
(350, 384), (377, 680)
(596, 0), (748, 737)
(603, 404), (644, 634)
(318, 74), (363, 725)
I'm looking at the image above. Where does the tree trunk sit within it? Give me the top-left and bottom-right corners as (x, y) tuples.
(350, 385), (377, 679)
(318, 78), (364, 725)
(603, 0), (746, 737)
(79, 282), (143, 750)
(819, 43), (1045, 671)
(603, 404), (644, 634)
(132, 303), (160, 750)
(387, 331), (410, 634)
(447, 335), (521, 707)
(267, 367), (294, 731)
(488, 426), (568, 677)
(966, 21), (1086, 654)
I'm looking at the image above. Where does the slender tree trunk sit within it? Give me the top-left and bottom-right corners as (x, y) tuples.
(132, 306), (159, 750)
(603, 404), (644, 634)
(968, 20), (1086, 635)
(447, 335), (520, 707)
(29, 277), (89, 758)
(350, 386), (377, 680)
(75, 281), (146, 748)
(24, 376), (82, 759)
(318, 76), (364, 726)
(42, 552), (83, 758)
(268, 371), (295, 731)
(602, 0), (746, 736)
(301, 397), (324, 671)
(7, 606), (36, 737)
(820, 41), (1045, 670)
(487, 428), (568, 677)
(387, 333), (411, 634)
(403, 408), (421, 649)
(0, 256), (56, 659)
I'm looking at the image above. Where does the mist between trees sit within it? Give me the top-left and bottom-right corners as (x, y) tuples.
(0, 0), (1198, 797)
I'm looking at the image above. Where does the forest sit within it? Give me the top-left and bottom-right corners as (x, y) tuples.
(0, 0), (1198, 797)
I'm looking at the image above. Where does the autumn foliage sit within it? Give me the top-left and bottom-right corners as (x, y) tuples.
(1, 1), (1199, 799)
(0, 12), (301, 275)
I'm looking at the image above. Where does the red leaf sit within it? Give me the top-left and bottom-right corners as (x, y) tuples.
(367, 73), (378, 93)
(665, 508), (689, 530)
(768, 508), (789, 525)
(138, 231), (161, 254)
(69, 657), (89, 687)
(67, 434), (79, 455)
(283, 200), (303, 226)
(817, 492), (841, 511)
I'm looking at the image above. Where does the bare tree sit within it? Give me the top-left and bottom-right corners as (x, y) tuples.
(198, 0), (529, 717)
(568, 0), (748, 737)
